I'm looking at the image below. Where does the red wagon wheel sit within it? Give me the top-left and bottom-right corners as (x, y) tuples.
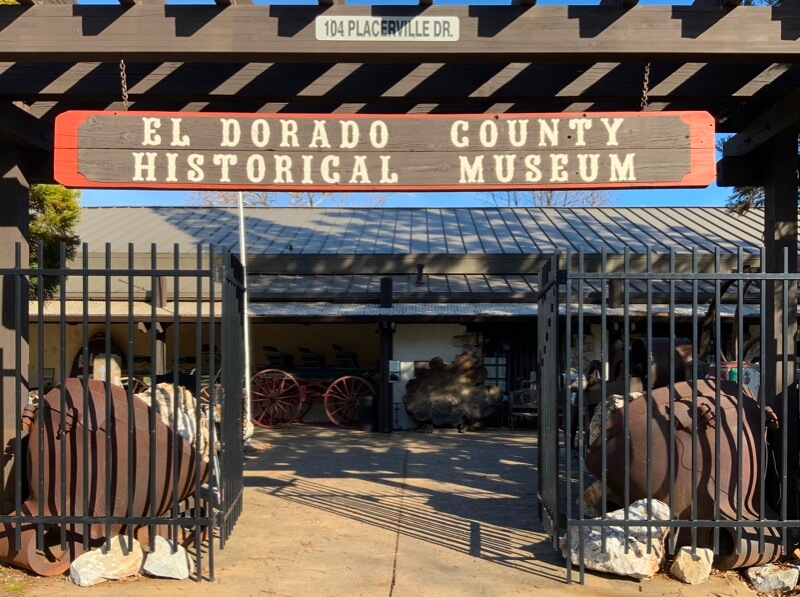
(250, 369), (304, 429)
(324, 376), (375, 428)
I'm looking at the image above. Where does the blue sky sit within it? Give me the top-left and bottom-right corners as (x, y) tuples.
(80, 185), (730, 208)
(77, 0), (728, 209)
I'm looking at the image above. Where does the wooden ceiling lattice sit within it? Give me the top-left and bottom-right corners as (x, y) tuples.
(2, 2), (800, 182)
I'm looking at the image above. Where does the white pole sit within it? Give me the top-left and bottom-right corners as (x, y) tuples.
(237, 191), (253, 430)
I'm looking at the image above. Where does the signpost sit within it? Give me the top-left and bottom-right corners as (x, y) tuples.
(54, 111), (715, 191)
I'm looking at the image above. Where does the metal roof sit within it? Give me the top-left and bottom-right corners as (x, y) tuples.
(31, 300), (766, 324)
(76, 207), (767, 256)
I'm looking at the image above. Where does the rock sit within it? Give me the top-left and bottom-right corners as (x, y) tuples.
(562, 499), (671, 580)
(670, 546), (713, 584)
(402, 352), (503, 428)
(69, 535), (143, 587)
(746, 563), (799, 593)
(581, 480), (622, 518)
(143, 536), (191, 580)
(587, 392), (643, 446)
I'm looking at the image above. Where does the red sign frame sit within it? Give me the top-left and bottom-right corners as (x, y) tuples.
(54, 110), (716, 191)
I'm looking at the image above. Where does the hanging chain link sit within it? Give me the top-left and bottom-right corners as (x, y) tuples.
(640, 62), (651, 111)
(119, 57), (129, 111)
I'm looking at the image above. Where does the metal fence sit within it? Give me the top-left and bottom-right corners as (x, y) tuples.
(537, 247), (799, 583)
(0, 242), (244, 581)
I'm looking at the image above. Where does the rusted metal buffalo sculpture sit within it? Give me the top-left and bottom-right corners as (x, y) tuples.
(585, 378), (780, 569)
(0, 379), (207, 576)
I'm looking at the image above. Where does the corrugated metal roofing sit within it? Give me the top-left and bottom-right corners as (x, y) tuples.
(32, 301), (770, 322)
(76, 207), (768, 256)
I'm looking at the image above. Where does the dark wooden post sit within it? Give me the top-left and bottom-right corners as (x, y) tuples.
(763, 134), (799, 519)
(154, 276), (167, 375)
(377, 322), (394, 433)
(0, 146), (28, 514)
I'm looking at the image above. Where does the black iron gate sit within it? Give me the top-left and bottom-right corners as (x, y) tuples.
(0, 242), (245, 581)
(536, 254), (561, 549)
(537, 247), (800, 584)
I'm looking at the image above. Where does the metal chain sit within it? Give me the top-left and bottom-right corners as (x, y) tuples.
(640, 62), (651, 111)
(120, 57), (129, 111)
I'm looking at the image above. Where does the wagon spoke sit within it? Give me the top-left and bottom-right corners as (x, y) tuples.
(249, 369), (303, 429)
(324, 376), (375, 428)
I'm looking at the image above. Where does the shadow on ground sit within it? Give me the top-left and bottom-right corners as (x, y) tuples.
(244, 426), (566, 583)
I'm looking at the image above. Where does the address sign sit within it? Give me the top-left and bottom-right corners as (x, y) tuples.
(54, 111), (715, 191)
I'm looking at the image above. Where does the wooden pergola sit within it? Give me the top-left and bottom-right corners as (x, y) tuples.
(0, 1), (797, 511)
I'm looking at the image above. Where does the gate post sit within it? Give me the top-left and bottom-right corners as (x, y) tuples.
(0, 145), (28, 514)
(763, 134), (799, 520)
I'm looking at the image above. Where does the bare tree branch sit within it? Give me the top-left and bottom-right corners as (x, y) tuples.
(189, 190), (386, 208)
(481, 189), (615, 208)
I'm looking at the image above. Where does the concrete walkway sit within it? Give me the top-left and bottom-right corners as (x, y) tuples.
(31, 426), (750, 596)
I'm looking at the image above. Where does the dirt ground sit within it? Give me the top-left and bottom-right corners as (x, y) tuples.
(10, 426), (753, 596)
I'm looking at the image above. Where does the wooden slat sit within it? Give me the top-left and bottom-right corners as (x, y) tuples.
(4, 61), (793, 105)
(215, 0), (255, 5)
(692, 0), (742, 7)
(17, 0), (74, 5)
(117, 0), (165, 5)
(2, 6), (800, 64)
(599, 0), (638, 5)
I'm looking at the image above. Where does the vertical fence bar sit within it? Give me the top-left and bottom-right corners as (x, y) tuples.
(599, 247), (608, 554)
(645, 246), (653, 552)
(668, 247), (677, 555)
(781, 246), (789, 551)
(564, 250), (573, 584)
(736, 248), (744, 554)
(577, 248), (585, 586)
(208, 244), (217, 582)
(104, 243), (113, 544)
(81, 243), (90, 549)
(713, 247), (722, 553)
(149, 244), (158, 551)
(126, 244), (136, 549)
(622, 247), (630, 551)
(171, 244), (181, 549)
(13, 243), (21, 550)
(35, 240), (44, 551)
(59, 242), (67, 549)
(194, 245), (203, 581)
(759, 246), (767, 552)
(690, 247), (698, 550)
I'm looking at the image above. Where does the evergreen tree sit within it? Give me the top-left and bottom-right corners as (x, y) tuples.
(28, 184), (81, 300)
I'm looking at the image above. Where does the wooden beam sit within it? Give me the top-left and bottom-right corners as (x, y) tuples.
(3, 6), (800, 64)
(723, 88), (800, 157)
(762, 134), (799, 520)
(0, 145), (28, 514)
(0, 103), (52, 153)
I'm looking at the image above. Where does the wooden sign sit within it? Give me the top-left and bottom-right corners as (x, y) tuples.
(54, 111), (715, 191)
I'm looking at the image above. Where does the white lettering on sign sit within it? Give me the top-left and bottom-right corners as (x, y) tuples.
(315, 16), (460, 42)
(124, 115), (649, 186)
